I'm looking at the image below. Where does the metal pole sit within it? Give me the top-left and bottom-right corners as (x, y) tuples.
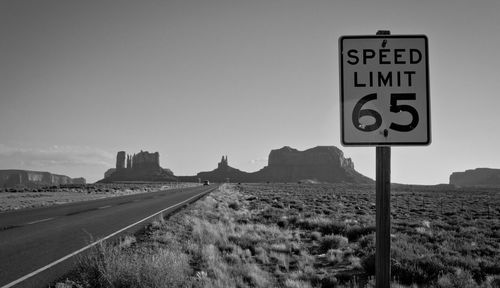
(375, 30), (391, 288)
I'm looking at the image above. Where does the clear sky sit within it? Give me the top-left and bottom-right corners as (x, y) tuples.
(1, 0), (500, 184)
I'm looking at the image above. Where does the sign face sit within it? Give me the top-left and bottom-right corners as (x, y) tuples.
(339, 35), (430, 146)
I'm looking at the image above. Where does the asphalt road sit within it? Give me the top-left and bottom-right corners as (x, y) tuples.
(0, 184), (217, 288)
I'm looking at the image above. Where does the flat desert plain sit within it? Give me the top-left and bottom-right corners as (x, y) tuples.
(58, 183), (500, 288)
(0, 183), (198, 211)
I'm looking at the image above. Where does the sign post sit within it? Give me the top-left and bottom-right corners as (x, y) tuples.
(376, 143), (391, 288)
(339, 30), (430, 287)
(375, 30), (391, 288)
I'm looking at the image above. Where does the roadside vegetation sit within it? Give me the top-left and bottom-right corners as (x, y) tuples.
(57, 183), (500, 288)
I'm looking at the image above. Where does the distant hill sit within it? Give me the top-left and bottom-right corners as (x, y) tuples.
(450, 168), (500, 186)
(0, 170), (85, 188)
(179, 146), (372, 184)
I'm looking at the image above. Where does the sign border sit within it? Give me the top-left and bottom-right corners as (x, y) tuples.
(339, 35), (431, 146)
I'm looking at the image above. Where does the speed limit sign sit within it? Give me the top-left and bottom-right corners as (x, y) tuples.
(339, 35), (430, 146)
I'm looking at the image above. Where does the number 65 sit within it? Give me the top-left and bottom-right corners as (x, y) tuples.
(352, 93), (419, 132)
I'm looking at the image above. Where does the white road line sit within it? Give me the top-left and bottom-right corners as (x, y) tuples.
(1, 188), (213, 288)
(97, 205), (112, 209)
(25, 218), (55, 225)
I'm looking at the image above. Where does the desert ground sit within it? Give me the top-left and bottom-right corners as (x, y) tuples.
(52, 183), (500, 288)
(0, 183), (198, 212)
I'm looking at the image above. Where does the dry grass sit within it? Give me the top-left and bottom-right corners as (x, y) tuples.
(73, 241), (191, 288)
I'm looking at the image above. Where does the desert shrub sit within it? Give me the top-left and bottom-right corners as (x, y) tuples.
(325, 249), (344, 265)
(289, 241), (301, 255)
(251, 223), (290, 242)
(224, 253), (241, 265)
(75, 242), (191, 288)
(255, 246), (270, 265)
(190, 217), (229, 247)
(284, 278), (313, 288)
(319, 234), (348, 253)
(310, 231), (322, 241)
(293, 267), (324, 286)
(348, 255), (362, 269)
(490, 276), (500, 288)
(240, 263), (271, 287)
(442, 254), (490, 283)
(320, 222), (346, 235)
(346, 225), (375, 242)
(443, 255), (478, 271)
(277, 217), (289, 228)
(139, 248), (192, 287)
(361, 253), (375, 275)
(228, 201), (240, 210)
(320, 275), (338, 287)
(391, 234), (447, 285)
(297, 217), (346, 235)
(392, 256), (450, 285)
(392, 234), (432, 259)
(228, 234), (260, 254)
(271, 243), (289, 253)
(480, 259), (500, 275)
(56, 280), (82, 288)
(150, 230), (178, 246)
(270, 251), (289, 271)
(287, 215), (299, 226)
(358, 233), (375, 252)
(193, 245), (237, 288)
(118, 235), (136, 249)
(272, 202), (285, 209)
(149, 217), (165, 230)
(436, 269), (478, 288)
(258, 207), (284, 224)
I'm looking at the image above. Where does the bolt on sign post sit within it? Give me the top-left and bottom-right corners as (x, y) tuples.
(339, 30), (430, 288)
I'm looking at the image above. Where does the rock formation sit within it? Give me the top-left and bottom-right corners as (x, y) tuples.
(179, 146), (372, 184)
(71, 177), (86, 185)
(192, 155), (250, 183)
(131, 151), (160, 170)
(450, 168), (500, 186)
(254, 146), (370, 183)
(218, 156), (228, 169)
(0, 170), (86, 188)
(104, 168), (116, 179)
(99, 150), (176, 183)
(116, 151), (126, 169)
